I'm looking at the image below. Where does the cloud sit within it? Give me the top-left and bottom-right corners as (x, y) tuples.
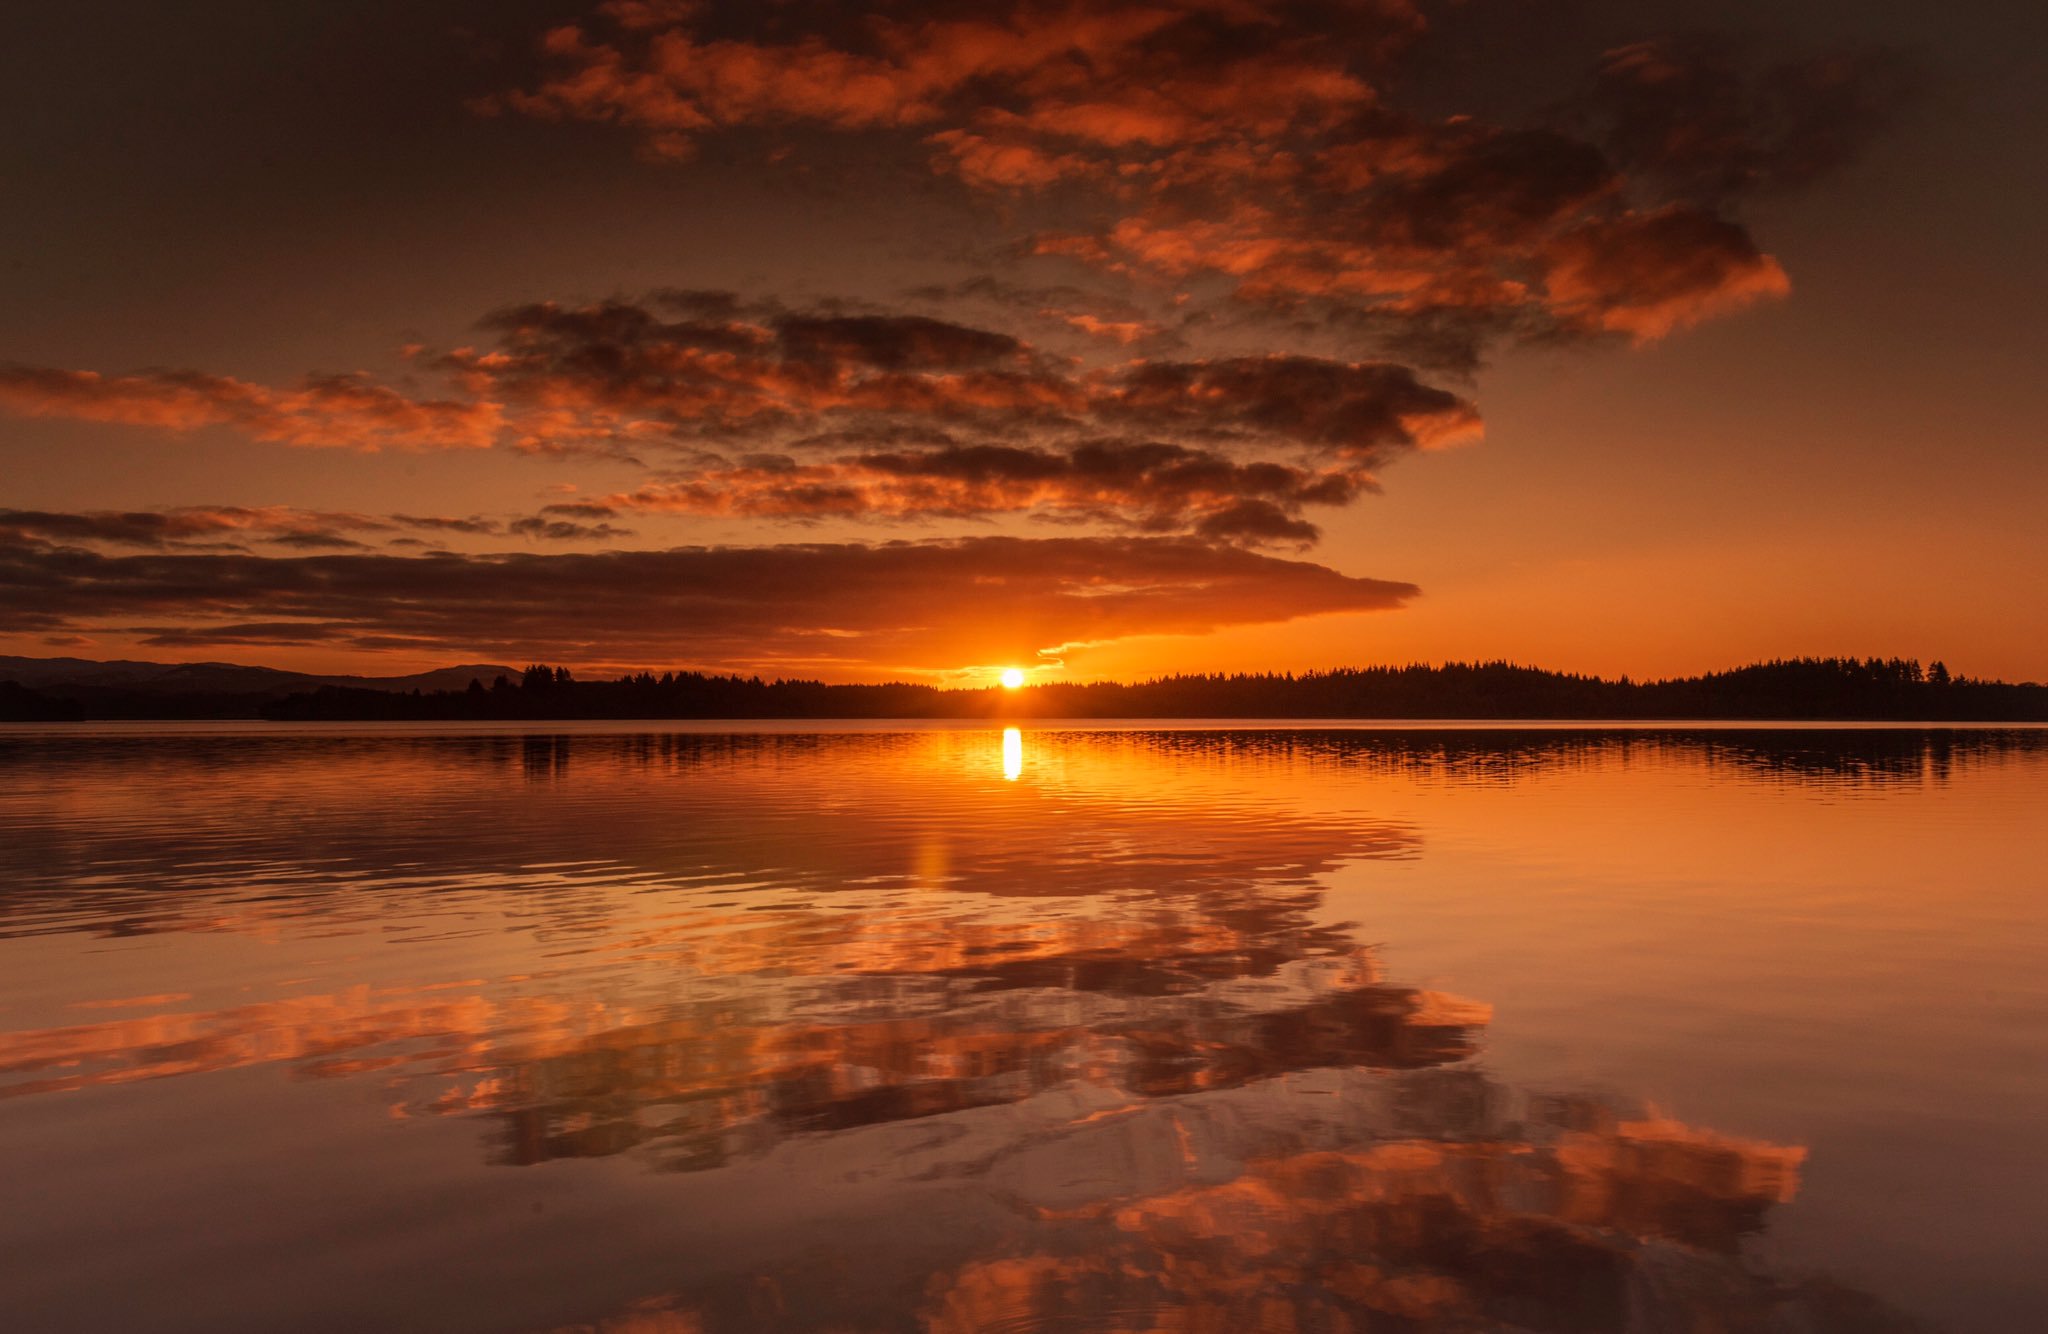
(1580, 37), (1920, 204)
(1039, 114), (1788, 367)
(487, 2), (1389, 161)
(1540, 206), (1792, 341)
(593, 439), (1373, 547)
(506, 516), (637, 541)
(388, 514), (504, 536)
(774, 313), (1027, 370)
(439, 298), (1480, 461)
(0, 367), (500, 450)
(263, 532), (377, 551)
(0, 507), (634, 553)
(0, 9), (1903, 586)
(0, 300), (1476, 548)
(446, 301), (1478, 536)
(0, 535), (1418, 672)
(531, 501), (618, 520)
(488, 4), (1906, 369)
(1092, 357), (1477, 455)
(0, 506), (396, 550)
(431, 299), (1087, 452)
(1054, 312), (1166, 345)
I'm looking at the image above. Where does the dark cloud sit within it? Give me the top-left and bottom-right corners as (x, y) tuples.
(0, 2), (1914, 674)
(1096, 358), (1477, 456)
(389, 514), (504, 536)
(264, 532), (376, 551)
(774, 314), (1026, 370)
(0, 507), (634, 554)
(906, 275), (1143, 317)
(535, 502), (620, 520)
(0, 366), (498, 450)
(0, 535), (1417, 671)
(0, 506), (395, 550)
(506, 517), (637, 541)
(1037, 104), (1786, 367)
(1541, 205), (1790, 341)
(0, 301), (1476, 548)
(428, 299), (1088, 452)
(1580, 37), (1921, 205)
(487, 3), (1905, 370)
(597, 437), (1374, 546)
(441, 302), (1478, 542)
(1192, 499), (1324, 547)
(133, 621), (358, 648)
(906, 276), (1183, 350)
(487, 1), (1416, 162)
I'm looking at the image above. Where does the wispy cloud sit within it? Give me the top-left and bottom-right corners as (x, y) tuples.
(0, 368), (499, 451)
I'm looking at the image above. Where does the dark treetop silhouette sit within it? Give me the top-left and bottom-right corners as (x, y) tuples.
(258, 656), (2040, 722)
(5, 655), (2043, 723)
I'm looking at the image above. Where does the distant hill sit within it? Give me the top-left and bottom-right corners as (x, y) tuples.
(0, 655), (516, 720)
(0, 655), (517, 695)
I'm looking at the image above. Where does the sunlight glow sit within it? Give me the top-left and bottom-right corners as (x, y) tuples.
(1002, 727), (1023, 781)
(999, 668), (1026, 689)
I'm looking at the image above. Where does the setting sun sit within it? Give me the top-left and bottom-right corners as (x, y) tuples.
(999, 668), (1026, 689)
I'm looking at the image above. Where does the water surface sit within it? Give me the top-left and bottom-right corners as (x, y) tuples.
(3, 724), (2044, 1332)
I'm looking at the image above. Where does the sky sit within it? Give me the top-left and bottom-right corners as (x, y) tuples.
(1, 0), (2043, 685)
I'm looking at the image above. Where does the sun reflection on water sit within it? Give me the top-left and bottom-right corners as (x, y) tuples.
(1001, 726), (1023, 781)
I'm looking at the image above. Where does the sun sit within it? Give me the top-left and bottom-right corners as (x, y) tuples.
(999, 667), (1026, 689)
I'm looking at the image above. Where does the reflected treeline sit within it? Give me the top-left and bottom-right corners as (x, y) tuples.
(1049, 725), (2048, 789)
(1, 726), (2039, 942)
(5, 722), (2042, 792)
(0, 741), (1416, 944)
(507, 726), (2041, 788)
(545, 1068), (1925, 1334)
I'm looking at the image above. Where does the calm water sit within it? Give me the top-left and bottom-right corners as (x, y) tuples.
(2, 723), (2045, 1333)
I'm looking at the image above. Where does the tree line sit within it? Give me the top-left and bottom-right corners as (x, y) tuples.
(240, 656), (2048, 722)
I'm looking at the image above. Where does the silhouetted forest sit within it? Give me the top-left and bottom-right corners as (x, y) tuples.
(0, 680), (85, 722)
(6, 656), (2040, 723)
(229, 657), (2048, 722)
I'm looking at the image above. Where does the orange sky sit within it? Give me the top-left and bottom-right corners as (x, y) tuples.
(1, 0), (2043, 684)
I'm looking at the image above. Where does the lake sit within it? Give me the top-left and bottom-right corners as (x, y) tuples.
(2, 722), (2044, 1333)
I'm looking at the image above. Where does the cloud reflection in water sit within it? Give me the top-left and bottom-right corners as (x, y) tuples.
(1, 725), (2019, 1331)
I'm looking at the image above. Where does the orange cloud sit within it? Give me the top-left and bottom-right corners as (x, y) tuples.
(0, 300), (1475, 548)
(1053, 312), (1162, 344)
(0, 366), (500, 450)
(495, 3), (1282, 155)
(0, 534), (1419, 670)
(592, 440), (1366, 547)
(487, 4), (1908, 370)
(1541, 206), (1793, 341)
